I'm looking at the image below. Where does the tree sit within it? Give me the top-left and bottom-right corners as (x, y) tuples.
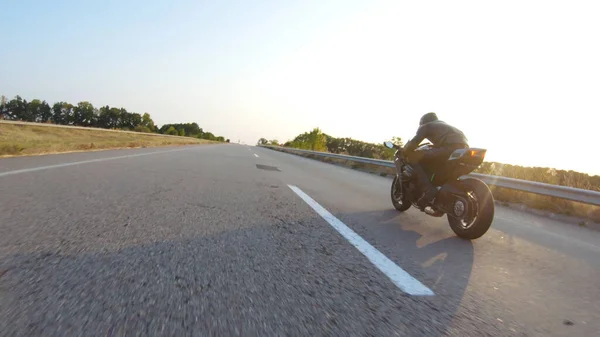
(119, 110), (141, 130)
(285, 128), (401, 160)
(202, 132), (216, 140)
(226, 139), (231, 143)
(130, 113), (142, 129)
(184, 122), (201, 136)
(24, 99), (42, 122)
(293, 128), (327, 151)
(4, 96), (28, 120)
(269, 139), (280, 146)
(97, 105), (111, 128)
(257, 138), (268, 145)
(39, 101), (52, 122)
(286, 128), (327, 151)
(165, 126), (178, 135)
(118, 108), (133, 129)
(310, 128), (327, 151)
(0, 95), (6, 119)
(2, 94), (230, 143)
(73, 101), (96, 126)
(141, 113), (156, 132)
(107, 108), (121, 129)
(159, 123), (201, 136)
(390, 136), (404, 147)
(25, 99), (52, 122)
(51, 102), (74, 124)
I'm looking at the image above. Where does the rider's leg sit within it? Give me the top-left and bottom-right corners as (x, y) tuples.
(414, 148), (455, 209)
(414, 164), (438, 209)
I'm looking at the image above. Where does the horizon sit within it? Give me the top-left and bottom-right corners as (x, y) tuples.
(1, 0), (598, 175)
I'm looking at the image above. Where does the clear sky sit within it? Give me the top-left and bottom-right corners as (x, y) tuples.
(1, 0), (598, 175)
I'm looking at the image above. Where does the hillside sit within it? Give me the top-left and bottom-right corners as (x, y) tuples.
(0, 121), (214, 157)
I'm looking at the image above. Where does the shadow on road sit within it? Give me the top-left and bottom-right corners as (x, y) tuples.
(334, 208), (475, 337)
(0, 210), (474, 337)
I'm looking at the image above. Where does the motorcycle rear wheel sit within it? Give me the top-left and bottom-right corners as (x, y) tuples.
(447, 178), (495, 240)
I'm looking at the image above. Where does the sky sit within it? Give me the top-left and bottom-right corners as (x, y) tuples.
(1, 0), (599, 175)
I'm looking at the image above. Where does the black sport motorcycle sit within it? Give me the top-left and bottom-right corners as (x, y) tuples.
(383, 141), (495, 240)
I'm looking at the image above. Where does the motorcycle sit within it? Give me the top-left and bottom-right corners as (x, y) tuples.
(383, 141), (495, 240)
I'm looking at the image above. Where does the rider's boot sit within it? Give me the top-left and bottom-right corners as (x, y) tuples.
(414, 166), (438, 210)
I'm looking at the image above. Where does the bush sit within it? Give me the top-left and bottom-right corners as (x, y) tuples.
(165, 126), (178, 135)
(133, 125), (151, 133)
(202, 132), (216, 141)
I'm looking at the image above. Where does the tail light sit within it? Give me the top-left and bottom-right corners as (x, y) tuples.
(469, 150), (486, 159)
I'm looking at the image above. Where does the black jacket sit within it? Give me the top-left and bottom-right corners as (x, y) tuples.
(404, 120), (468, 153)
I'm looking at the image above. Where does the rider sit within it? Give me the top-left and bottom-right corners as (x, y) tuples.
(402, 112), (469, 210)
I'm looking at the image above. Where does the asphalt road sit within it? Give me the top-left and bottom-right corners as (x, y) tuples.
(1, 144), (599, 336)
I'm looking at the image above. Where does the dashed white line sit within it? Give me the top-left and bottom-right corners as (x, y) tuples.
(288, 185), (434, 296)
(0, 148), (191, 178)
(254, 153), (259, 158)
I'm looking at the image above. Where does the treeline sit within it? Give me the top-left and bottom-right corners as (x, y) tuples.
(258, 128), (401, 160)
(0, 95), (229, 142)
(158, 123), (226, 141)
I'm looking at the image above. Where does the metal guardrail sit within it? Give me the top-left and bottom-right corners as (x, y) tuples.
(259, 145), (600, 206)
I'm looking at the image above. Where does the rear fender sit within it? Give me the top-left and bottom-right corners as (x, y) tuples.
(435, 181), (464, 203)
(434, 180), (470, 217)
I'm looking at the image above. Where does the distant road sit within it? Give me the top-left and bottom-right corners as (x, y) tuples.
(1, 144), (599, 336)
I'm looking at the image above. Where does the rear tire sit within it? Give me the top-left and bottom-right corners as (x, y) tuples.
(391, 175), (412, 212)
(447, 178), (495, 240)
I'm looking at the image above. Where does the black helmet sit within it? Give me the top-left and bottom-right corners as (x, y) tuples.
(419, 112), (438, 126)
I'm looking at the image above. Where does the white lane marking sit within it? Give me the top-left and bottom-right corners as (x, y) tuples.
(254, 153), (259, 158)
(0, 148), (191, 178)
(288, 185), (435, 296)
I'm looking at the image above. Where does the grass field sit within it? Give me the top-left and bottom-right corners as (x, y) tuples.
(0, 122), (214, 157)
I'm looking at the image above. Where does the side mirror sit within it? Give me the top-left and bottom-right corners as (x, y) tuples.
(383, 141), (395, 149)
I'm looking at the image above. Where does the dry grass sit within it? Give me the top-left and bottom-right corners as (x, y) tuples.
(486, 186), (600, 222)
(0, 123), (215, 157)
(474, 161), (600, 222)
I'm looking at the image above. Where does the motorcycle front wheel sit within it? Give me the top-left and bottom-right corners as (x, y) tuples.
(391, 175), (412, 212)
